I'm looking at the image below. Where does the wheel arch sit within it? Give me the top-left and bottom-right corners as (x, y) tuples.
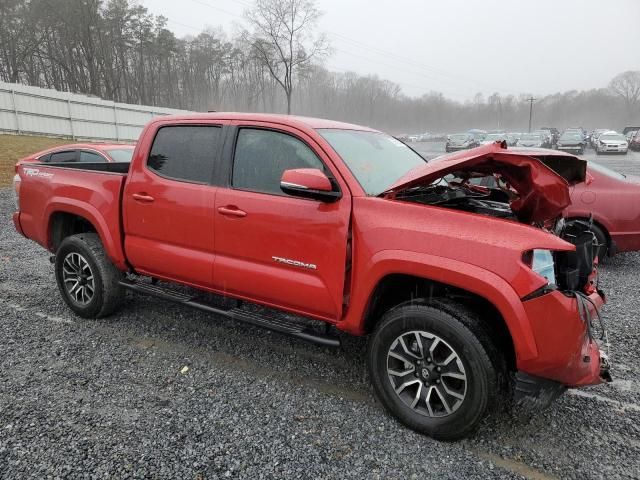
(362, 273), (517, 371)
(45, 199), (127, 270)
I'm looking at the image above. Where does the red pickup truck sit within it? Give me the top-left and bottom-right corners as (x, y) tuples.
(12, 113), (611, 440)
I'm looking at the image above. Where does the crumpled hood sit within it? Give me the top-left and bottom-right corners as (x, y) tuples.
(383, 142), (587, 224)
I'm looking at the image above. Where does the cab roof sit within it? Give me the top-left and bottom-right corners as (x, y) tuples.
(152, 112), (378, 132)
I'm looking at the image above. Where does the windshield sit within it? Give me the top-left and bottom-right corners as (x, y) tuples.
(589, 161), (626, 179)
(560, 133), (583, 141)
(318, 129), (426, 195)
(449, 134), (469, 141)
(600, 134), (626, 142)
(106, 148), (134, 162)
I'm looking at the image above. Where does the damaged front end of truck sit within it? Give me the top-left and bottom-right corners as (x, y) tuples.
(383, 142), (612, 405)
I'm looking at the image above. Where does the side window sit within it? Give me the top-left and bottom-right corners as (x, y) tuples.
(49, 151), (77, 163)
(79, 151), (106, 163)
(232, 128), (324, 195)
(148, 125), (221, 183)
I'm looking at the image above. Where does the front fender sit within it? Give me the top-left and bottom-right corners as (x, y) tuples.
(338, 249), (539, 362)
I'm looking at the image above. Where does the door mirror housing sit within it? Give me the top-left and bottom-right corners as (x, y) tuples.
(280, 168), (341, 202)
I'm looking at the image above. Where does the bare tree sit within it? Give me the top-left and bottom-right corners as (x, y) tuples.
(244, 0), (329, 114)
(609, 71), (640, 119)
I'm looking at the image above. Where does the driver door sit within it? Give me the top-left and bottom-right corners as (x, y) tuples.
(213, 123), (351, 320)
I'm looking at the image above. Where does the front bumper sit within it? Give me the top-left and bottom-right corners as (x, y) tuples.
(519, 289), (610, 387)
(598, 145), (627, 152)
(557, 145), (583, 152)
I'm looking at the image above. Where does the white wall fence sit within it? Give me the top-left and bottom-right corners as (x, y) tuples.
(0, 82), (190, 142)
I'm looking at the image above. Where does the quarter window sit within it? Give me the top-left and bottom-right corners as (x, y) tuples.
(232, 128), (324, 195)
(148, 126), (221, 183)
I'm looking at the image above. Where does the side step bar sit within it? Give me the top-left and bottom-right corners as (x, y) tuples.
(119, 279), (340, 348)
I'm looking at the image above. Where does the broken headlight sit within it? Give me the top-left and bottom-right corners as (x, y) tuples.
(530, 249), (556, 285)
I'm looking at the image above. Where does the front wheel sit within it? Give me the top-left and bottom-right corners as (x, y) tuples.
(368, 303), (501, 441)
(55, 233), (125, 318)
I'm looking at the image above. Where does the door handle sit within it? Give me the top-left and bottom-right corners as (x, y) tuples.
(217, 206), (247, 218)
(132, 193), (155, 203)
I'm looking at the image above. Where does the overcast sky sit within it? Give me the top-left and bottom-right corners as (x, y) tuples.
(140, 0), (640, 101)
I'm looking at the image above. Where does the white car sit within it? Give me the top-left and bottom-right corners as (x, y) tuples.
(596, 132), (629, 155)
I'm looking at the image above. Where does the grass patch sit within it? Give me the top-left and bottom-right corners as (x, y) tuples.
(0, 133), (71, 187)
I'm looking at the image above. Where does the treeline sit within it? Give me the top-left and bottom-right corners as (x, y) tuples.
(1, 0), (638, 133)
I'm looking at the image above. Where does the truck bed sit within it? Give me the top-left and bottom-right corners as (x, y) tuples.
(15, 162), (129, 268)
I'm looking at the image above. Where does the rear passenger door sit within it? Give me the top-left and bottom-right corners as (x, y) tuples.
(213, 122), (351, 321)
(123, 123), (226, 288)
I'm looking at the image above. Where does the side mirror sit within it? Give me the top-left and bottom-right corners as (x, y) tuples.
(280, 168), (341, 202)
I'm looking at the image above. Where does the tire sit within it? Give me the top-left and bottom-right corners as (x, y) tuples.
(368, 302), (502, 441)
(55, 233), (125, 318)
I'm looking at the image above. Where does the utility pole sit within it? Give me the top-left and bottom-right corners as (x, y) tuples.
(527, 97), (536, 132)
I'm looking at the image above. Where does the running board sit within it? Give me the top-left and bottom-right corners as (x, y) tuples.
(119, 279), (340, 348)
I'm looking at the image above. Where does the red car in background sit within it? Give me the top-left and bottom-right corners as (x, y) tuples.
(15, 143), (135, 166)
(566, 162), (640, 260)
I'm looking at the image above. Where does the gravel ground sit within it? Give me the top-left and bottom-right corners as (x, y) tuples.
(1, 163), (640, 479)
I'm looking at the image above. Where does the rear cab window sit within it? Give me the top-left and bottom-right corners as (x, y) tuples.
(147, 125), (222, 183)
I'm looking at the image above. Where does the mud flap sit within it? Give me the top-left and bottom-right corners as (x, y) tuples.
(513, 371), (567, 410)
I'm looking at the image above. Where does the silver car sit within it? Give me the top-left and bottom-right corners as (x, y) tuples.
(596, 132), (629, 155)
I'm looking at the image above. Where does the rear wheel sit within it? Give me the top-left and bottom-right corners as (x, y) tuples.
(368, 303), (501, 441)
(55, 233), (125, 318)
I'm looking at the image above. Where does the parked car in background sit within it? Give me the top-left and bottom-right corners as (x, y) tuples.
(445, 133), (478, 152)
(625, 130), (637, 142)
(539, 127), (559, 145)
(516, 133), (546, 148)
(630, 130), (640, 151)
(622, 126), (640, 136)
(566, 162), (640, 260)
(467, 129), (487, 143)
(479, 132), (507, 145)
(506, 132), (521, 146)
(596, 132), (628, 155)
(590, 129), (611, 148)
(556, 131), (586, 154)
(532, 130), (553, 148)
(15, 143), (135, 167)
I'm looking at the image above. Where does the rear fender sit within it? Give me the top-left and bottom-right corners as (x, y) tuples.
(44, 198), (127, 270)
